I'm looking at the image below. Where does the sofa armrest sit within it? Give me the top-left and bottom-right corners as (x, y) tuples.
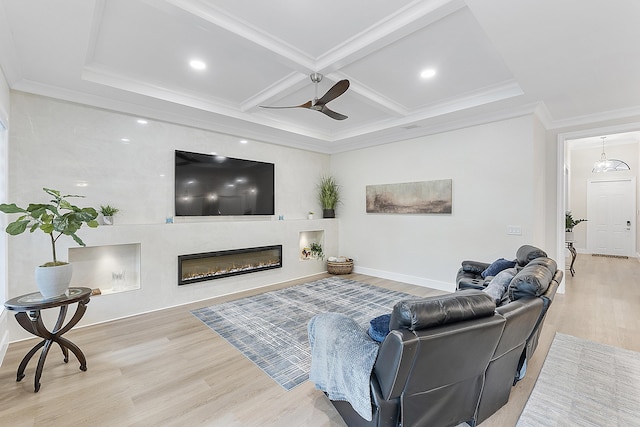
(456, 268), (491, 290)
(461, 260), (490, 274)
(373, 328), (419, 400)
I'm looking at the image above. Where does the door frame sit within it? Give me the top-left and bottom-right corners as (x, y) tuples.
(556, 122), (640, 294)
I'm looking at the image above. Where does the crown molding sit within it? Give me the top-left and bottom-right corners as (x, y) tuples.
(546, 104), (640, 131)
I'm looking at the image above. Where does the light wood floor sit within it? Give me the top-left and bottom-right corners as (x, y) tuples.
(0, 256), (638, 426)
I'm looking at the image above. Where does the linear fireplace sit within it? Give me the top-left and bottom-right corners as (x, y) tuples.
(178, 245), (282, 285)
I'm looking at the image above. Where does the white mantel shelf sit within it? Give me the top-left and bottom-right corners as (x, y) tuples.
(6, 219), (338, 342)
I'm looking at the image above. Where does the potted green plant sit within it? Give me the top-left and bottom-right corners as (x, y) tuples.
(0, 188), (99, 297)
(310, 242), (324, 259)
(99, 205), (120, 225)
(318, 175), (340, 218)
(565, 211), (587, 241)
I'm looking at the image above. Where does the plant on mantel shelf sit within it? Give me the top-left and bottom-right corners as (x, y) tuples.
(0, 188), (99, 297)
(99, 204), (120, 225)
(318, 175), (341, 218)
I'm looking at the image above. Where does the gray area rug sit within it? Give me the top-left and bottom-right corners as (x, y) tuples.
(191, 276), (416, 390)
(517, 333), (640, 426)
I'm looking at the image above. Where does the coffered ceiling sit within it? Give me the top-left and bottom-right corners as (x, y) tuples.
(1, 0), (639, 153)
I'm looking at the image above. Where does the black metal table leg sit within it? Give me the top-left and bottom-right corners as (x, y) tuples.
(566, 242), (577, 276)
(5, 288), (92, 392)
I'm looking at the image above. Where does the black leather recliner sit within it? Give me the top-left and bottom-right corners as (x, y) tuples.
(475, 268), (560, 424)
(325, 245), (561, 427)
(456, 245), (562, 424)
(331, 290), (505, 427)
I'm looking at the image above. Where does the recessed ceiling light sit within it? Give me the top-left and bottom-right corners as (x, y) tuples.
(420, 68), (436, 79)
(240, 139), (248, 144)
(137, 119), (148, 125)
(189, 59), (206, 71)
(121, 138), (130, 143)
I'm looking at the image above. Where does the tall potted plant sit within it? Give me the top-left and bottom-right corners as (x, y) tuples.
(318, 175), (340, 218)
(0, 188), (99, 297)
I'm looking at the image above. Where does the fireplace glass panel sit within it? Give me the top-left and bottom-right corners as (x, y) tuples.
(178, 245), (282, 285)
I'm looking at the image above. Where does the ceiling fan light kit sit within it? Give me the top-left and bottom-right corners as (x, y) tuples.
(260, 73), (350, 120)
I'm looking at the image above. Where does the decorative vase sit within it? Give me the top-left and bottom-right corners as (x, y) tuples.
(35, 263), (73, 298)
(103, 215), (113, 225)
(323, 209), (335, 218)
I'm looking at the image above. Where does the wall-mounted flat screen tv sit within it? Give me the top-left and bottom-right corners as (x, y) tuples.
(175, 150), (275, 216)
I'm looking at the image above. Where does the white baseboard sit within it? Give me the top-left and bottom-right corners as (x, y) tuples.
(353, 266), (454, 293)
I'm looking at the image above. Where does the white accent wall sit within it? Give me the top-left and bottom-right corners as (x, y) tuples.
(331, 115), (548, 291)
(5, 92), (564, 343)
(6, 92), (335, 342)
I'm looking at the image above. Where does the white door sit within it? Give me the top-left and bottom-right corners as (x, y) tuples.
(587, 178), (636, 256)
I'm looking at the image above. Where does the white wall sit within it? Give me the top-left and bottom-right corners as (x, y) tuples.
(331, 115), (545, 291)
(532, 115), (548, 242)
(0, 69), (10, 364)
(6, 92), (336, 341)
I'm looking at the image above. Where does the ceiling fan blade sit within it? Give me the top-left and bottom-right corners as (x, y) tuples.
(320, 105), (348, 120)
(259, 100), (312, 109)
(315, 79), (349, 106)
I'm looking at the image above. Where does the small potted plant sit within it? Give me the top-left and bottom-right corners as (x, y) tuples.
(318, 175), (340, 218)
(0, 188), (99, 297)
(100, 205), (120, 225)
(308, 211), (314, 220)
(565, 211), (587, 241)
(310, 242), (324, 259)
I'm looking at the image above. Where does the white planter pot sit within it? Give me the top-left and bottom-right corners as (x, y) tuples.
(35, 263), (73, 298)
(565, 231), (574, 242)
(103, 215), (113, 225)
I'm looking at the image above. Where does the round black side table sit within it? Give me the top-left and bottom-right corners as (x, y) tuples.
(4, 287), (92, 392)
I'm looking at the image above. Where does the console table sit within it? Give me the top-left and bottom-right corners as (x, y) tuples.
(4, 287), (92, 392)
(566, 241), (577, 276)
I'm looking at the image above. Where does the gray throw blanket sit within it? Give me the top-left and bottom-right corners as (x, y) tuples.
(308, 312), (380, 421)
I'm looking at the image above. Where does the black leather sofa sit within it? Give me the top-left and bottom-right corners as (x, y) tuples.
(456, 245), (561, 384)
(322, 245), (561, 427)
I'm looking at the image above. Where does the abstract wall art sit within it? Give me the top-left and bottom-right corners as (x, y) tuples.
(366, 179), (452, 214)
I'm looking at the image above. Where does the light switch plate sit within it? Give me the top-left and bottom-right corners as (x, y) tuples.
(507, 226), (522, 235)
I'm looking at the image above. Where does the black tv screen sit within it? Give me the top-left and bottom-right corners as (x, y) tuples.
(175, 150), (275, 216)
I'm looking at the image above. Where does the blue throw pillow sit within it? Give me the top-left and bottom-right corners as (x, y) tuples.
(368, 314), (391, 342)
(481, 258), (517, 278)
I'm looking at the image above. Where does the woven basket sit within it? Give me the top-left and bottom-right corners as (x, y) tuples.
(327, 258), (354, 275)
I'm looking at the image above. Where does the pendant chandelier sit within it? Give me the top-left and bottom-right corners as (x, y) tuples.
(592, 136), (630, 173)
